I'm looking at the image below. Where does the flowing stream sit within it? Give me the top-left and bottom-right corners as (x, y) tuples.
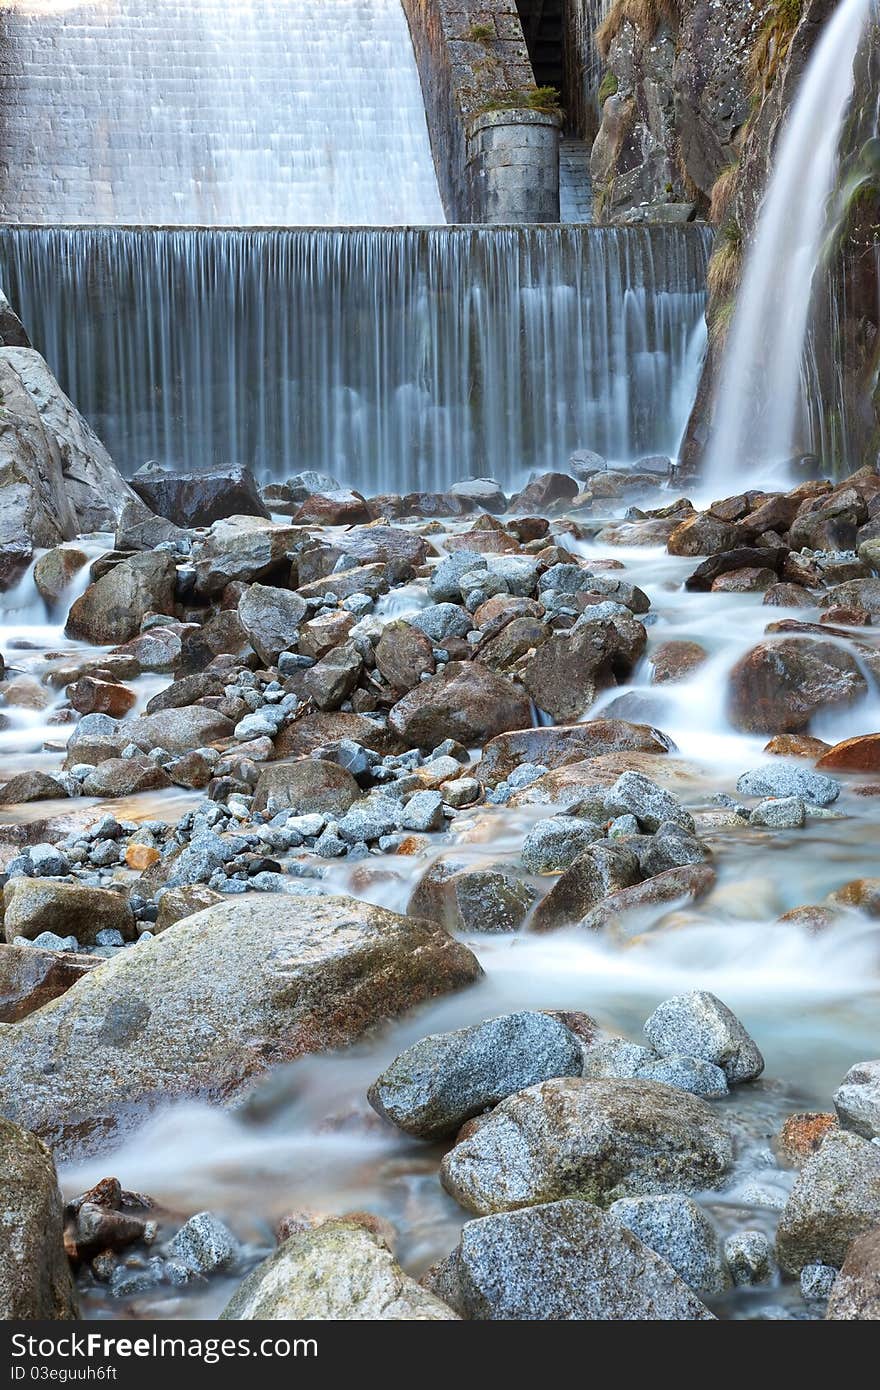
(2, 509), (879, 1321)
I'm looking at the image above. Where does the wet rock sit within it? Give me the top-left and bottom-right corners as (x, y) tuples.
(367, 1012), (583, 1141)
(827, 878), (880, 915)
(724, 1231), (774, 1287)
(297, 610), (354, 660)
(114, 627), (182, 673)
(131, 464), (269, 527)
(577, 864), (717, 933)
(478, 720), (673, 783)
(820, 578), (880, 616)
(33, 545), (87, 606)
(816, 734), (880, 773)
(712, 566), (777, 593)
(399, 790), (444, 832)
(764, 734), (830, 758)
(0, 770), (69, 805)
(521, 620), (643, 723)
(0, 894), (481, 1158)
(776, 1131), (880, 1275)
(3, 878), (135, 945)
(293, 488), (370, 526)
(303, 641), (363, 711)
(0, 944), (96, 1023)
(685, 547), (787, 591)
(512, 472), (579, 513)
(409, 862), (535, 935)
(252, 758), (360, 817)
(221, 1219), (457, 1320)
(608, 1193), (728, 1295)
(375, 620), (435, 692)
(169, 1212), (238, 1274)
(273, 711), (402, 760)
(238, 583), (307, 664)
(643, 991), (764, 1084)
(389, 661), (530, 749)
(520, 816), (602, 874)
(179, 608), (253, 671)
(749, 797), (806, 830)
(727, 638), (868, 733)
(192, 516), (301, 596)
(736, 763), (840, 807)
(604, 770), (694, 833)
(778, 1112), (839, 1166)
(477, 615), (547, 670)
(667, 514), (741, 557)
(81, 757), (172, 799)
(530, 845), (641, 932)
(826, 1227), (880, 1320)
(425, 1200), (712, 1320)
(68, 676), (137, 718)
(66, 550), (176, 646)
(763, 582), (815, 606)
(68, 1201), (147, 1262)
(0, 1117), (78, 1318)
(125, 705), (234, 755)
(410, 602), (472, 642)
(155, 885), (225, 933)
(440, 1077), (732, 1215)
(834, 1060), (880, 1141)
(650, 640), (707, 683)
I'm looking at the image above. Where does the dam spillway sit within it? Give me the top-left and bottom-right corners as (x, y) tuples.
(0, 224), (711, 494)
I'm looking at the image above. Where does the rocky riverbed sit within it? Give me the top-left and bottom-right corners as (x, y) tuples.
(2, 430), (880, 1320)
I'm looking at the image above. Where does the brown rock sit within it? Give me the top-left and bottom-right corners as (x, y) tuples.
(826, 1227), (880, 1320)
(711, 566), (776, 593)
(0, 1118), (78, 1318)
(816, 734), (880, 773)
(374, 621), (435, 693)
(155, 884), (225, 933)
(762, 582), (815, 607)
(68, 676), (136, 718)
(272, 711), (402, 760)
(65, 551), (176, 646)
(408, 861), (535, 934)
(777, 904), (836, 933)
(473, 594), (544, 627)
(292, 489), (370, 526)
(0, 944), (97, 1023)
(298, 611), (355, 661)
(577, 864), (717, 933)
(252, 758), (360, 817)
(826, 878), (880, 916)
(512, 472), (578, 513)
(303, 641), (363, 711)
(389, 662), (531, 749)
(81, 757), (172, 799)
(763, 734), (831, 758)
(33, 546), (88, 606)
(820, 606), (871, 627)
(667, 514), (741, 557)
(778, 1112), (839, 1167)
(477, 616), (547, 670)
(727, 638), (868, 733)
(478, 720), (673, 784)
(3, 878), (136, 945)
(0, 770), (69, 805)
(521, 618), (645, 723)
(124, 844), (161, 871)
(531, 845), (641, 933)
(650, 641), (708, 684)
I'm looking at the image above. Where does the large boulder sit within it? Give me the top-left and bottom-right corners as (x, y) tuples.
(123, 705), (234, 755)
(826, 1228), (880, 1320)
(727, 638), (868, 733)
(522, 617), (645, 723)
(478, 719), (673, 783)
(367, 1012), (584, 1140)
(608, 1193), (728, 1295)
(440, 1077), (733, 1215)
(408, 861), (535, 935)
(424, 1200), (713, 1320)
(237, 583), (307, 664)
(252, 759), (360, 817)
(0, 894), (481, 1157)
(775, 1130), (880, 1274)
(192, 516), (301, 596)
(221, 1220), (457, 1320)
(65, 551), (177, 645)
(531, 845), (642, 932)
(130, 464), (270, 527)
(389, 662), (531, 748)
(3, 878), (136, 945)
(0, 1117), (77, 1318)
(643, 991), (764, 1085)
(0, 943), (96, 1023)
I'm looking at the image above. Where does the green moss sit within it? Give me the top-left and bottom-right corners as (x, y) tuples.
(598, 71), (618, 105)
(465, 23), (495, 43)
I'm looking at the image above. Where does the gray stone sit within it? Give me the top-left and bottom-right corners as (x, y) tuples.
(801, 1263), (837, 1303)
(608, 1193), (728, 1295)
(643, 991), (764, 1084)
(410, 603), (473, 642)
(520, 816), (602, 874)
(0, 1116), (77, 1318)
(221, 1220), (457, 1320)
(336, 797), (399, 845)
(169, 1212), (238, 1274)
(776, 1130), (880, 1274)
(125, 706), (234, 756)
(0, 894), (480, 1158)
(27, 843), (69, 877)
(165, 830), (245, 888)
(636, 1055), (729, 1099)
(750, 796), (806, 829)
(367, 1011), (584, 1140)
(424, 1200), (713, 1320)
(531, 844), (641, 932)
(724, 1231), (774, 1286)
(428, 551), (486, 602)
(737, 764), (840, 807)
(237, 583), (306, 664)
(399, 790), (444, 832)
(834, 1059), (880, 1140)
(604, 771), (695, 832)
(440, 1076), (733, 1215)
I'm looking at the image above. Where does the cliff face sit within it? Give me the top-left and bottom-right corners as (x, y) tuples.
(589, 0), (766, 223)
(682, 0), (880, 474)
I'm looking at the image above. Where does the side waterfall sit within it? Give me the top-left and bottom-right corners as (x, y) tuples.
(704, 0), (872, 488)
(0, 225), (711, 494)
(0, 0), (444, 226)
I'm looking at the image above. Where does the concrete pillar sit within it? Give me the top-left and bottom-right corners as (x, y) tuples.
(467, 110), (562, 223)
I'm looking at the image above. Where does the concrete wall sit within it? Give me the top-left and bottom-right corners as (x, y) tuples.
(563, 0), (613, 140)
(401, 0), (560, 222)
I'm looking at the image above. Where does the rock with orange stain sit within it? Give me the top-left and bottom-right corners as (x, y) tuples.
(826, 878), (880, 916)
(777, 904), (835, 934)
(777, 1112), (838, 1166)
(764, 734), (830, 759)
(124, 844), (161, 872)
(817, 733), (880, 773)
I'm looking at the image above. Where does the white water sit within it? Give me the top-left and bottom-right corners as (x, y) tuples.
(705, 0), (872, 489)
(0, 0), (444, 226)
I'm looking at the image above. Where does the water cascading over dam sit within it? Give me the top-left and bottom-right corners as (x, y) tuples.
(0, 224), (712, 493)
(0, 0), (444, 226)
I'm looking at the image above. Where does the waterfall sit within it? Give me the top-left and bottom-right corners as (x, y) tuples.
(0, 225), (711, 496)
(0, 0), (444, 227)
(704, 0), (872, 488)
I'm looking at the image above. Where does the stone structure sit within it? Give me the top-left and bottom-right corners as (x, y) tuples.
(402, 1), (561, 221)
